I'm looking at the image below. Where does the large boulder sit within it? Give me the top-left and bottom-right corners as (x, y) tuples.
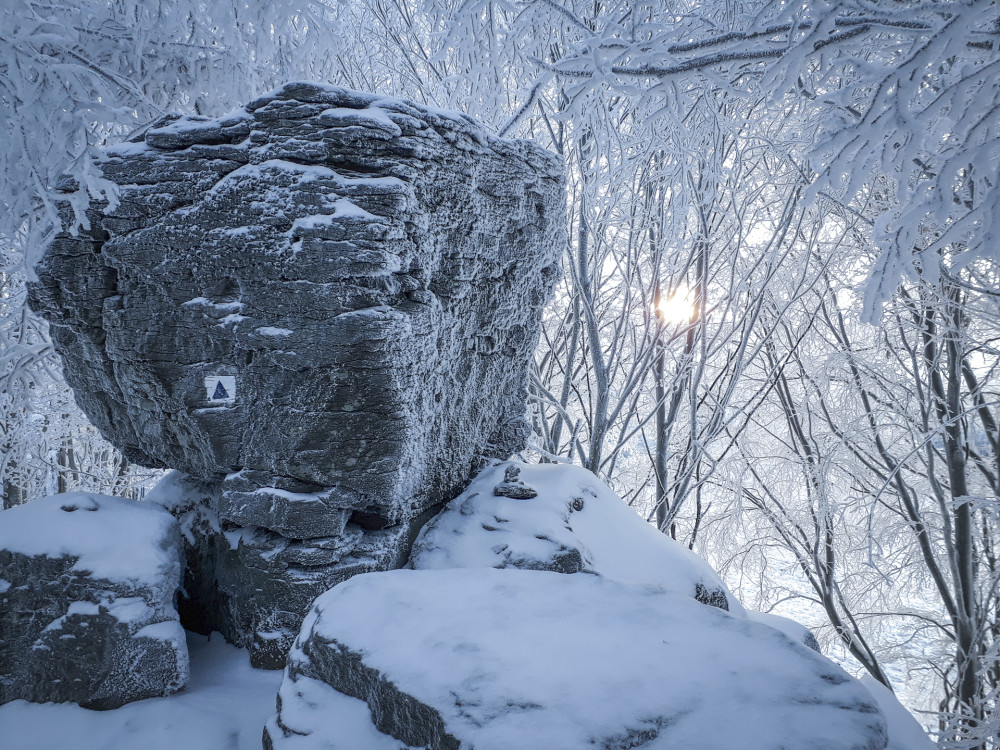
(28, 82), (564, 667)
(28, 81), (564, 531)
(0, 493), (188, 709)
(264, 568), (889, 750)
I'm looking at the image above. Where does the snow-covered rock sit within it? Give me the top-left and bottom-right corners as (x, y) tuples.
(861, 676), (936, 750)
(29, 81), (564, 529)
(264, 568), (888, 750)
(29, 82), (564, 667)
(0, 493), (188, 709)
(409, 460), (741, 612)
(265, 462), (935, 749)
(147, 471), (436, 668)
(747, 610), (822, 652)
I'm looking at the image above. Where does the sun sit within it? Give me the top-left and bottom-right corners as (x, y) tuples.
(654, 285), (695, 325)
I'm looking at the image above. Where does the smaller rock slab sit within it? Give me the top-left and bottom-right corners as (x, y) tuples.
(409, 460), (740, 611)
(265, 568), (888, 750)
(0, 493), (188, 709)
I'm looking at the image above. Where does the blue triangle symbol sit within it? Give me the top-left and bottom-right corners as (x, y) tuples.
(212, 381), (229, 400)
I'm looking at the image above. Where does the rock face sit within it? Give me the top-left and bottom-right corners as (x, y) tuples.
(265, 569), (888, 750)
(0, 493), (188, 709)
(29, 81), (564, 527)
(28, 82), (564, 666)
(146, 471), (438, 669)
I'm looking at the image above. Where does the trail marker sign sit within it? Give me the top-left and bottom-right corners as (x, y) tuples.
(205, 375), (236, 403)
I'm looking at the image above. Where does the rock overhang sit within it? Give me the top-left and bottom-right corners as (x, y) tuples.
(30, 81), (566, 527)
(29, 82), (565, 668)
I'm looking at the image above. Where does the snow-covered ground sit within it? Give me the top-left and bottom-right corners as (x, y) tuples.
(0, 632), (281, 750)
(0, 624), (933, 750)
(0, 462), (936, 749)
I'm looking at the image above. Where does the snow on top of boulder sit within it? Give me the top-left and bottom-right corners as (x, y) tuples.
(318, 106), (403, 137)
(860, 676), (936, 750)
(289, 568), (886, 750)
(140, 81), (494, 157)
(748, 610), (821, 652)
(271, 674), (424, 750)
(410, 460), (744, 613)
(249, 81), (480, 130)
(249, 81), (384, 111)
(0, 493), (178, 583)
(143, 110), (251, 137)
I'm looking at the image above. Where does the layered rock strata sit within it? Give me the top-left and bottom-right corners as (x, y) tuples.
(28, 82), (565, 666)
(147, 472), (439, 668)
(0, 494), (188, 708)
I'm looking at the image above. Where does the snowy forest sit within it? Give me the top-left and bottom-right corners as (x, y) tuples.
(1, 1), (998, 748)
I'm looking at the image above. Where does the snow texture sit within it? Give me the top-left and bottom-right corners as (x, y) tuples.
(747, 610), (822, 652)
(267, 568), (889, 750)
(0, 493), (188, 708)
(0, 492), (179, 583)
(0, 632), (281, 750)
(410, 460), (742, 612)
(267, 462), (929, 749)
(860, 676), (936, 750)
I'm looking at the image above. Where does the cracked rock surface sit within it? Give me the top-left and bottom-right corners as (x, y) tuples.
(28, 82), (564, 667)
(0, 493), (187, 709)
(29, 80), (564, 529)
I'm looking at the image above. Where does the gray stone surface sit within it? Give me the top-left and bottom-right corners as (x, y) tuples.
(0, 493), (188, 709)
(147, 471), (439, 669)
(28, 83), (563, 669)
(29, 81), (565, 535)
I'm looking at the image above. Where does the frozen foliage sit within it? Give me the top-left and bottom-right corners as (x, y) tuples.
(1, 0), (341, 275)
(0, 493), (187, 708)
(518, 0), (1000, 316)
(410, 460), (741, 612)
(267, 568), (888, 750)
